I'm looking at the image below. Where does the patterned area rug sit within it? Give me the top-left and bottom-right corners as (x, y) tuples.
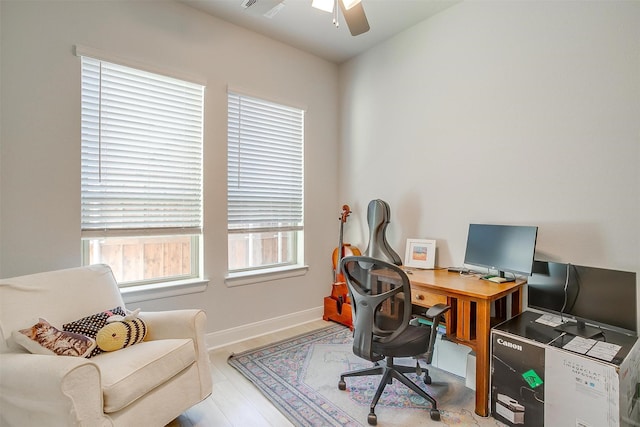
(228, 323), (506, 426)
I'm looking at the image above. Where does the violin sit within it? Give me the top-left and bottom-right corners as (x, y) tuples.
(331, 205), (361, 305)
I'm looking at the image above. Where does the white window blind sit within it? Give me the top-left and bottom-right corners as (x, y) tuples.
(227, 92), (304, 233)
(80, 56), (204, 237)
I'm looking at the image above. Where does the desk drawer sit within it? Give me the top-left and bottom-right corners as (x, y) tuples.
(412, 289), (447, 307)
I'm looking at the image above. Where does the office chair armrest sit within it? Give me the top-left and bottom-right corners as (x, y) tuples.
(411, 303), (450, 326)
(423, 303), (451, 336)
(411, 303), (451, 365)
(425, 303), (450, 321)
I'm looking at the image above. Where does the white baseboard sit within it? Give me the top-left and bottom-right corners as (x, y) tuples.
(205, 305), (324, 350)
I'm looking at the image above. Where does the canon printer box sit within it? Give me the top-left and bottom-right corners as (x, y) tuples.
(491, 332), (545, 426)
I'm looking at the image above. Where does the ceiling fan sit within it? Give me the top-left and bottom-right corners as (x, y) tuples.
(312, 0), (370, 36)
(241, 0), (370, 37)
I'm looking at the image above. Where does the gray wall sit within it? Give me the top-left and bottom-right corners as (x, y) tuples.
(0, 0), (339, 336)
(338, 1), (640, 331)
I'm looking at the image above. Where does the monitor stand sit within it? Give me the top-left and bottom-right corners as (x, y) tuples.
(555, 319), (603, 339)
(481, 271), (515, 283)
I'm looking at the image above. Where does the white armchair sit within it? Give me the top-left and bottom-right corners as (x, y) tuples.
(0, 264), (212, 426)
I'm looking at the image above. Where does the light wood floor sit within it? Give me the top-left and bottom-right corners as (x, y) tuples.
(167, 319), (331, 427)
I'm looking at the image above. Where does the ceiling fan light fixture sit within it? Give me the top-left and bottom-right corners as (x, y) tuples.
(312, 0), (334, 13)
(341, 0), (361, 10)
(314, 0), (369, 35)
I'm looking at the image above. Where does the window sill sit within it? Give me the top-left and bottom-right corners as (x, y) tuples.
(225, 265), (309, 287)
(120, 277), (209, 304)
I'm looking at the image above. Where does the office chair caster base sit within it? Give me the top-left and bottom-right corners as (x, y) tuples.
(367, 412), (377, 425)
(338, 379), (346, 391)
(430, 409), (440, 421)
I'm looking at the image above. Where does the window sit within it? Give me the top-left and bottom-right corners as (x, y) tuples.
(227, 91), (304, 275)
(80, 54), (204, 287)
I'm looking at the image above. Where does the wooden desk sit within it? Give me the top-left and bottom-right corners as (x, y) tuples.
(405, 268), (525, 417)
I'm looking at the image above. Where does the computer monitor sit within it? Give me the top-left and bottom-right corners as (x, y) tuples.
(528, 261), (637, 337)
(463, 223), (538, 280)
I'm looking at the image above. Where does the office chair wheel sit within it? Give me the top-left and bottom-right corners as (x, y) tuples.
(367, 412), (377, 425)
(338, 379), (346, 391)
(430, 409), (440, 421)
(424, 374), (432, 384)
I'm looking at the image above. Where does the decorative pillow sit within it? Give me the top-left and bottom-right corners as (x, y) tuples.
(63, 307), (126, 357)
(13, 318), (96, 358)
(96, 318), (147, 352)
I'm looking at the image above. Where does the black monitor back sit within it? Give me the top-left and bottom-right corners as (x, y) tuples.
(528, 261), (637, 334)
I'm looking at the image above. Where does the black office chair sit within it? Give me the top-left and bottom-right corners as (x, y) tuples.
(338, 255), (450, 425)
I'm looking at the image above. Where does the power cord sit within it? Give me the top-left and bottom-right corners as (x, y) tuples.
(520, 386), (544, 404)
(559, 262), (570, 323)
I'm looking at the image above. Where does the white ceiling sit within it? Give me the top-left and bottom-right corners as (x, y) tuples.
(179, 0), (460, 63)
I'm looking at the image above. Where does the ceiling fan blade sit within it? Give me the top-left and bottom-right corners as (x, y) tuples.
(339, 0), (370, 36)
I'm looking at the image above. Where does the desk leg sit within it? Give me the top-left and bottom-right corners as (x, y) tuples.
(445, 297), (455, 337)
(457, 300), (473, 341)
(474, 299), (491, 417)
(511, 288), (522, 316)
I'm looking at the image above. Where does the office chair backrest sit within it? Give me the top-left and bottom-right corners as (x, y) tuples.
(340, 256), (413, 362)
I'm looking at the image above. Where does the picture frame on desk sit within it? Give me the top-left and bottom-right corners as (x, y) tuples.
(404, 239), (436, 269)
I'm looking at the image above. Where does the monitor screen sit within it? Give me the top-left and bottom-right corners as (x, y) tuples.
(463, 224), (538, 277)
(528, 261), (637, 336)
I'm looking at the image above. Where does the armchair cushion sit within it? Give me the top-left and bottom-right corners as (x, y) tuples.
(12, 319), (96, 358)
(91, 338), (196, 413)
